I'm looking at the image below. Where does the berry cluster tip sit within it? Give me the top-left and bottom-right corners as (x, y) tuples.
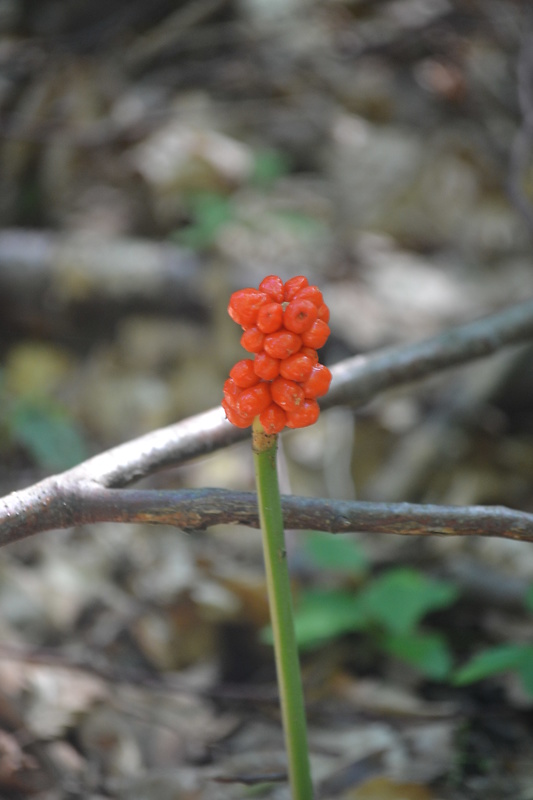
(223, 275), (332, 433)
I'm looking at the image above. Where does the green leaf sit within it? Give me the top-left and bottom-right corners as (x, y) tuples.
(304, 532), (368, 575)
(524, 584), (533, 615)
(453, 643), (530, 685)
(9, 400), (87, 470)
(251, 148), (290, 187)
(517, 647), (533, 695)
(263, 589), (368, 650)
(382, 631), (453, 679)
(175, 192), (233, 250)
(271, 209), (324, 236)
(359, 568), (459, 635)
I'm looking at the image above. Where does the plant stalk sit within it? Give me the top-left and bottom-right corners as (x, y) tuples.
(252, 417), (313, 799)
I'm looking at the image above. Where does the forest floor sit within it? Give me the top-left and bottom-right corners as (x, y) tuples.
(2, 2), (533, 798)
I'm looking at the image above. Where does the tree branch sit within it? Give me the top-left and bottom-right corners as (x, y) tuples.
(2, 298), (533, 541)
(325, 298), (533, 409)
(1, 487), (533, 547)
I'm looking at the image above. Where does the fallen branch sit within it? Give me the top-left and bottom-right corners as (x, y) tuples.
(1, 488), (533, 548)
(0, 230), (205, 339)
(2, 298), (533, 542)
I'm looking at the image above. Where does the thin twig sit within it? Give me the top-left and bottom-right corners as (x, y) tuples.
(0, 488), (533, 547)
(2, 299), (533, 541)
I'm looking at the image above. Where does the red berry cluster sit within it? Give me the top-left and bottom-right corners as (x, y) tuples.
(223, 275), (332, 433)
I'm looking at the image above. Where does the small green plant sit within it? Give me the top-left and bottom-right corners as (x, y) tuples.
(251, 148), (291, 188)
(174, 147), (292, 251)
(0, 371), (87, 471)
(175, 190), (234, 250)
(173, 147), (326, 258)
(453, 585), (533, 695)
(305, 530), (369, 574)
(224, 274), (332, 800)
(283, 563), (459, 680)
(7, 398), (87, 471)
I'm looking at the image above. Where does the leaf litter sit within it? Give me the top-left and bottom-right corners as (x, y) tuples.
(2, 1), (533, 798)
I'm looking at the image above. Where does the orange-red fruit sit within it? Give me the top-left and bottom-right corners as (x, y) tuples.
(280, 353), (314, 382)
(222, 400), (254, 428)
(240, 326), (265, 353)
(284, 275), (309, 301)
(253, 352), (280, 381)
(295, 285), (323, 308)
(283, 299), (318, 334)
(271, 377), (305, 412)
(224, 276), (331, 430)
(260, 403), (287, 434)
(237, 382), (272, 418)
(301, 319), (330, 349)
(223, 377), (242, 408)
(259, 275), (284, 304)
(228, 288), (268, 328)
(230, 359), (260, 388)
(301, 363), (332, 398)
(285, 398), (320, 429)
(317, 303), (330, 323)
(257, 302), (284, 333)
(263, 330), (302, 359)
(300, 346), (319, 363)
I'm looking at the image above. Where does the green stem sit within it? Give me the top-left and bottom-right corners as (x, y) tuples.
(252, 417), (313, 800)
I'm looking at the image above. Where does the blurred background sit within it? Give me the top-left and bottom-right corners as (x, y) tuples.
(1, 2), (533, 798)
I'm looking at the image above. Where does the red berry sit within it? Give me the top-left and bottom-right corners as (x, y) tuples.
(224, 275), (330, 431)
(240, 326), (265, 353)
(230, 359), (260, 388)
(259, 275), (284, 303)
(317, 303), (330, 323)
(260, 403), (287, 434)
(295, 285), (323, 308)
(283, 299), (318, 334)
(223, 377), (242, 408)
(301, 319), (330, 349)
(222, 400), (254, 428)
(300, 346), (319, 363)
(301, 363), (332, 398)
(271, 377), (305, 412)
(264, 329), (302, 359)
(284, 276), (308, 301)
(228, 288), (268, 328)
(257, 302), (284, 333)
(286, 398), (320, 429)
(253, 352), (280, 381)
(279, 352), (314, 382)
(237, 382), (272, 418)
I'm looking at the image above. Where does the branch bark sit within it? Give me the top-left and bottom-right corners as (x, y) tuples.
(0, 230), (205, 340)
(2, 298), (533, 542)
(1, 488), (533, 548)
